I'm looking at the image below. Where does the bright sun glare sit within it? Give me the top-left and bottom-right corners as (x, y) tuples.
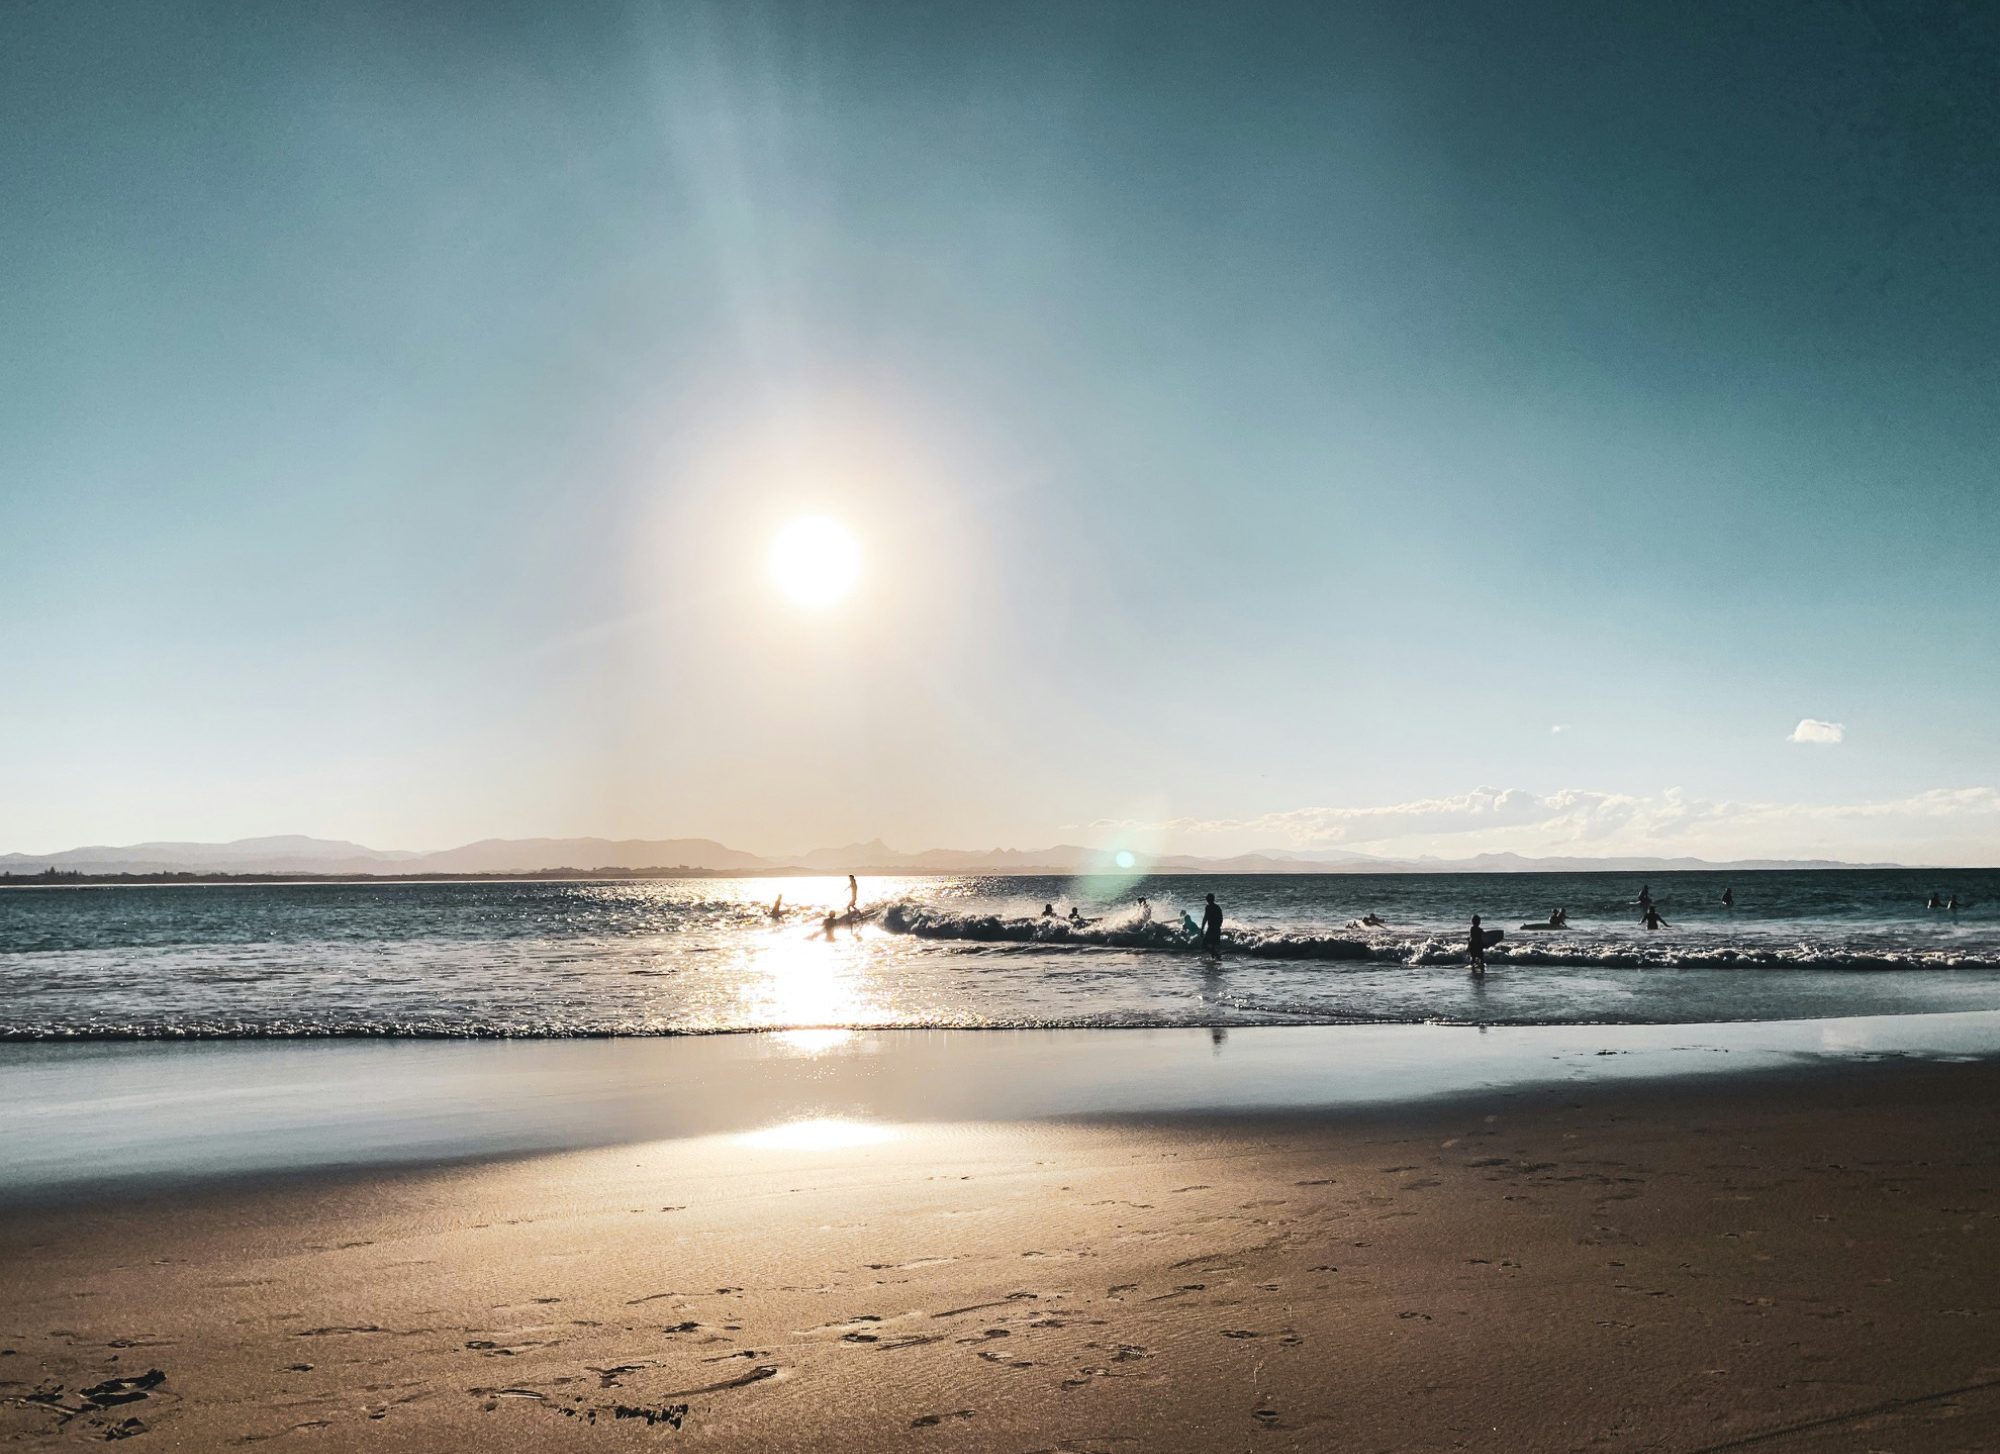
(768, 515), (860, 608)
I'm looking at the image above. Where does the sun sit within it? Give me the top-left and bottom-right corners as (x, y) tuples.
(768, 515), (861, 608)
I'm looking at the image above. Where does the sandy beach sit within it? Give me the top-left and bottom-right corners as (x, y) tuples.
(5, 1033), (2000, 1451)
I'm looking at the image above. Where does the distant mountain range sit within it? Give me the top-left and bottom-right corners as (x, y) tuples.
(0, 834), (1907, 878)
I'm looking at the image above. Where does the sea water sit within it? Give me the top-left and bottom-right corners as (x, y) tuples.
(1, 869), (1996, 1038)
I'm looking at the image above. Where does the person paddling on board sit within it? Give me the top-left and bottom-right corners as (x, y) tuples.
(1721, 887), (1734, 909)
(1468, 915), (1487, 978)
(1641, 904), (1669, 931)
(1928, 892), (1946, 909)
(1200, 893), (1223, 953)
(847, 875), (859, 913)
(1638, 885), (1654, 908)
(1181, 909), (1202, 938)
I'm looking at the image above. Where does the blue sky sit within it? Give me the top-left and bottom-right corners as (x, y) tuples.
(3, 1), (1997, 861)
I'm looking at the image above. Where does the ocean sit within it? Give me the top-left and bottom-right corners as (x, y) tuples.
(2, 869), (1995, 1039)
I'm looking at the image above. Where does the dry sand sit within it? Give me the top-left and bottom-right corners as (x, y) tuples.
(4, 1058), (1999, 1451)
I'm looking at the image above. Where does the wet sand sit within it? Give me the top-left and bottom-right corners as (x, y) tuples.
(5, 1051), (2000, 1450)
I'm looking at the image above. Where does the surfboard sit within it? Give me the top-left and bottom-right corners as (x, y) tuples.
(1480, 928), (1506, 948)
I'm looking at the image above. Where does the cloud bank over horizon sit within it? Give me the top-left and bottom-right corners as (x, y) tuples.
(1088, 785), (2000, 864)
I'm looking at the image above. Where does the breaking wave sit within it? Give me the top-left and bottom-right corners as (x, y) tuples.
(879, 904), (2000, 973)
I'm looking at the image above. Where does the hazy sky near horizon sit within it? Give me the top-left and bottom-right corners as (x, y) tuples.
(4, 1), (1998, 863)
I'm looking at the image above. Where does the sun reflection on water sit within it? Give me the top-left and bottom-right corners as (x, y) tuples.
(736, 1117), (898, 1150)
(772, 1028), (858, 1055)
(735, 917), (899, 1032)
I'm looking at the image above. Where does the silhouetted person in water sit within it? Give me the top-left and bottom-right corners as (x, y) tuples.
(1136, 897), (1152, 924)
(1928, 893), (1946, 909)
(1068, 906), (1086, 926)
(1201, 893), (1223, 952)
(1949, 894), (1960, 913)
(847, 875), (859, 913)
(1642, 905), (1668, 931)
(1638, 885), (1654, 908)
(1042, 903), (1056, 917)
(1721, 887), (1734, 908)
(1468, 915), (1486, 977)
(769, 894), (784, 918)
(822, 911), (839, 940)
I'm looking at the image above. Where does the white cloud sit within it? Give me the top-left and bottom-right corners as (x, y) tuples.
(1788, 718), (1845, 745)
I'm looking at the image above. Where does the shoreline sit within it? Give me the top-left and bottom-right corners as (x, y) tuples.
(8, 1011), (2000, 1205)
(5, 1051), (1999, 1449)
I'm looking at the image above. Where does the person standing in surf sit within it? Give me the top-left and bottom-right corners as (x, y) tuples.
(1468, 915), (1486, 978)
(1200, 893), (1223, 953)
(1642, 904), (1669, 931)
(847, 874), (859, 913)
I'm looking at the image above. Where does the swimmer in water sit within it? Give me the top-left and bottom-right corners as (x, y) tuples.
(1042, 902), (1056, 917)
(1721, 887), (1734, 908)
(1642, 904), (1668, 931)
(822, 912), (839, 940)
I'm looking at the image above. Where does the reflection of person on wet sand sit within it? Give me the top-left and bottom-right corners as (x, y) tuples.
(1642, 905), (1669, 931)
